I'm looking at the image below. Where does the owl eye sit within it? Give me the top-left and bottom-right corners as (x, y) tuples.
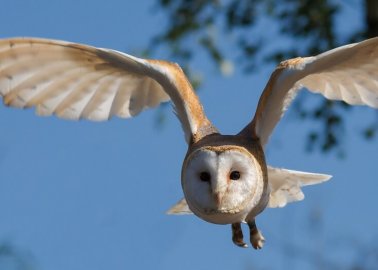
(199, 171), (211, 182)
(230, 171), (241, 180)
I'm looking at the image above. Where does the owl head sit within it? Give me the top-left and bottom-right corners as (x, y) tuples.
(181, 136), (267, 224)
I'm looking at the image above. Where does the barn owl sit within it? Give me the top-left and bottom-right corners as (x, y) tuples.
(0, 37), (378, 249)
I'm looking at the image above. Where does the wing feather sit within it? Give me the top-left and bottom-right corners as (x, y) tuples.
(240, 37), (378, 146)
(166, 198), (193, 215)
(54, 72), (114, 120)
(0, 37), (216, 143)
(78, 76), (121, 121)
(267, 166), (331, 208)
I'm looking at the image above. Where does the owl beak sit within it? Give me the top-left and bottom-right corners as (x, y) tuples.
(212, 186), (226, 206)
(213, 192), (223, 206)
(211, 178), (227, 207)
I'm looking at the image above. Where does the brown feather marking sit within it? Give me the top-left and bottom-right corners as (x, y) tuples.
(148, 59), (216, 143)
(240, 57), (306, 139)
(278, 57), (304, 69)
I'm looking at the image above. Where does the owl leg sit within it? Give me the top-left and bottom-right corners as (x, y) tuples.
(231, 223), (248, 248)
(247, 219), (265, 249)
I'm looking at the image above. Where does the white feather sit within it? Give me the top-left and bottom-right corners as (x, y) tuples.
(166, 198), (193, 215)
(267, 166), (331, 208)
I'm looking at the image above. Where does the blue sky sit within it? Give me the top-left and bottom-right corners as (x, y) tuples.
(0, 1), (377, 270)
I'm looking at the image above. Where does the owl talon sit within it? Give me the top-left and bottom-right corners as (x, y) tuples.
(235, 241), (248, 248)
(251, 231), (265, 249)
(231, 223), (248, 248)
(248, 220), (265, 250)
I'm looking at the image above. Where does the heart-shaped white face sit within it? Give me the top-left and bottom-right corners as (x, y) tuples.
(181, 146), (264, 224)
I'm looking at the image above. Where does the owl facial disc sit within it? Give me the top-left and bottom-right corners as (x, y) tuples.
(181, 146), (264, 224)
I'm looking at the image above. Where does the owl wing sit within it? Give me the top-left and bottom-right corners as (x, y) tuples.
(239, 37), (378, 146)
(0, 37), (216, 143)
(166, 198), (193, 215)
(266, 166), (331, 208)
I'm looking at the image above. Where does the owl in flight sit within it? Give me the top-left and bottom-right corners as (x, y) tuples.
(0, 37), (377, 249)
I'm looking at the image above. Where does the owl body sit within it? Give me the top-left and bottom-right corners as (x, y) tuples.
(181, 134), (269, 225)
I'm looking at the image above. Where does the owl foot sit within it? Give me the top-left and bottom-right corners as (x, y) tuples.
(248, 220), (265, 250)
(250, 230), (265, 249)
(231, 223), (248, 248)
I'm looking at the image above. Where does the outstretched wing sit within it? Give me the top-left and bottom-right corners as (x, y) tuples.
(267, 166), (331, 208)
(239, 37), (378, 146)
(0, 37), (216, 143)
